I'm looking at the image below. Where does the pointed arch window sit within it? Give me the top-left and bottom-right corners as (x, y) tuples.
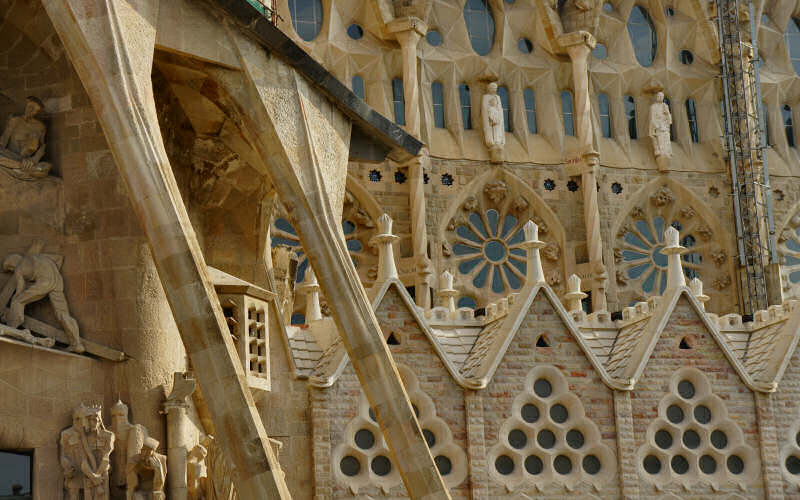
(464, 0), (495, 56)
(686, 98), (699, 143)
(625, 95), (637, 139)
(663, 97), (676, 140)
(785, 18), (800, 75)
(598, 93), (612, 138)
(352, 75), (365, 100)
(784, 104), (795, 147)
(628, 6), (657, 67)
(459, 84), (472, 130)
(288, 0), (323, 41)
(497, 85), (511, 132)
(432, 82), (445, 128)
(561, 91), (575, 136)
(392, 78), (405, 125)
(523, 88), (537, 133)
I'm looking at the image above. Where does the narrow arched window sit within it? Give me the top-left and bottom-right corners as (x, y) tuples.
(598, 93), (612, 138)
(352, 75), (365, 100)
(786, 18), (800, 74)
(663, 97), (675, 140)
(784, 104), (795, 147)
(761, 101), (770, 145)
(464, 0), (495, 56)
(561, 91), (574, 136)
(432, 82), (445, 128)
(686, 98), (699, 143)
(459, 84), (472, 130)
(288, 0), (323, 41)
(628, 6), (657, 67)
(392, 78), (405, 125)
(625, 95), (637, 139)
(523, 88), (537, 133)
(497, 85), (511, 132)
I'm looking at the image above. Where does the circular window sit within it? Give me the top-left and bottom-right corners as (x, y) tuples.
(355, 429), (375, 449)
(643, 454), (661, 474)
(728, 454), (745, 474)
(509, 429), (527, 449)
(679, 49), (694, 64)
(426, 30), (443, 46)
(677, 380), (695, 399)
(554, 455), (572, 475)
(518, 38), (533, 54)
(611, 182), (623, 194)
(495, 455), (515, 475)
(522, 403), (540, 423)
(550, 404), (569, 423)
(667, 405), (684, 424)
(525, 454), (543, 474)
(655, 429), (673, 449)
(566, 429), (584, 449)
(435, 455), (452, 475)
(341, 455), (361, 476)
(371, 455), (392, 476)
(583, 454), (602, 475)
(593, 43), (608, 59)
(683, 429), (700, 449)
(671, 454), (689, 474)
(347, 24), (364, 40)
(423, 429), (436, 448)
(537, 429), (556, 449)
(710, 429), (728, 449)
(484, 240), (506, 263)
(534, 379), (552, 398)
(787, 455), (800, 475)
(602, 2), (613, 12)
(544, 179), (556, 191)
(694, 405), (712, 424)
(699, 454), (717, 474)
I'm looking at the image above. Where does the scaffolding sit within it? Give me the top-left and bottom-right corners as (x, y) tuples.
(715, 0), (777, 316)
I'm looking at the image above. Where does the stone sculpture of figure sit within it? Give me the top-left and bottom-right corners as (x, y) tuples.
(187, 444), (208, 500)
(648, 91), (673, 170)
(203, 435), (237, 500)
(79, 405), (115, 500)
(60, 408), (85, 500)
(1, 252), (84, 352)
(482, 82), (505, 163)
(126, 437), (167, 500)
(0, 96), (51, 180)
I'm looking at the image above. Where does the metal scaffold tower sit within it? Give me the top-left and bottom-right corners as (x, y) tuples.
(715, 0), (778, 316)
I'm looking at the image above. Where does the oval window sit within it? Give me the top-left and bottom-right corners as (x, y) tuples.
(464, 0), (495, 56)
(426, 30), (443, 46)
(347, 24), (363, 40)
(289, 0), (323, 41)
(628, 6), (657, 67)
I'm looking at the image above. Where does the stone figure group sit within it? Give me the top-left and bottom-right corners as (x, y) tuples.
(0, 96), (51, 180)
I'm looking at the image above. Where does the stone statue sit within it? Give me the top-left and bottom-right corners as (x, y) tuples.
(78, 404), (115, 500)
(187, 444), (208, 500)
(482, 82), (505, 163)
(203, 435), (237, 500)
(126, 436), (167, 500)
(0, 96), (51, 180)
(60, 408), (86, 500)
(1, 252), (84, 352)
(648, 91), (672, 170)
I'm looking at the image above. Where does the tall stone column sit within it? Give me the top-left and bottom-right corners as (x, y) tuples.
(560, 31), (608, 311)
(407, 150), (432, 309)
(389, 18), (427, 137)
(162, 372), (197, 500)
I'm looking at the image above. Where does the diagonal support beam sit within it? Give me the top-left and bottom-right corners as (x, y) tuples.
(41, 0), (291, 497)
(213, 27), (451, 500)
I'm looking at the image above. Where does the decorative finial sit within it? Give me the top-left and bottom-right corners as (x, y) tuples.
(370, 214), (400, 285)
(662, 226), (686, 291)
(689, 276), (710, 310)
(298, 265), (322, 322)
(519, 220), (546, 285)
(437, 270), (458, 317)
(564, 274), (588, 313)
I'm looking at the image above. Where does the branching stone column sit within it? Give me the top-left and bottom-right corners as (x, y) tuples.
(389, 17), (427, 137)
(560, 31), (608, 311)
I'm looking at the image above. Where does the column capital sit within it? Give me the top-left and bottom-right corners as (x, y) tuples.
(557, 30), (596, 57)
(388, 17), (428, 41)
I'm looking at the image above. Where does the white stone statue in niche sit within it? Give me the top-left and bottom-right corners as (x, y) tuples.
(60, 404), (115, 500)
(648, 91), (673, 170)
(0, 96), (52, 180)
(482, 82), (505, 163)
(127, 436), (167, 500)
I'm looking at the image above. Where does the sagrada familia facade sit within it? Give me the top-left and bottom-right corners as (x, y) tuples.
(4, 0), (800, 498)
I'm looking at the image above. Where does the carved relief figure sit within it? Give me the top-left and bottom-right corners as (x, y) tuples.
(187, 444), (208, 500)
(0, 96), (51, 180)
(126, 437), (167, 500)
(482, 82), (505, 163)
(80, 405), (115, 500)
(60, 409), (86, 500)
(648, 92), (672, 170)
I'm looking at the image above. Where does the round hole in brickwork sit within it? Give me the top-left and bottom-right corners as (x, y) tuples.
(567, 179), (579, 192)
(694, 405), (712, 424)
(509, 429), (527, 449)
(550, 404), (569, 423)
(671, 455), (689, 474)
(423, 429), (436, 448)
(341, 455), (361, 476)
(554, 454), (572, 475)
(699, 454), (717, 474)
(711, 429), (728, 449)
(435, 455), (452, 475)
(355, 429), (375, 450)
(566, 429), (584, 449)
(441, 173), (454, 186)
(537, 429), (556, 449)
(394, 170), (407, 184)
(728, 455), (745, 474)
(522, 403), (540, 423)
(611, 182), (623, 194)
(543, 179), (556, 191)
(643, 455), (661, 474)
(667, 404), (684, 424)
(682, 429), (700, 449)
(678, 380), (695, 399)
(787, 455), (800, 475)
(525, 454), (543, 475)
(655, 429), (673, 449)
(534, 378), (552, 398)
(495, 455), (515, 475)
(371, 455), (392, 476)
(369, 169), (382, 182)
(583, 454), (602, 475)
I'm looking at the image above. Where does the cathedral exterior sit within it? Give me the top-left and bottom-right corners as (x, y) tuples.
(3, 0), (800, 498)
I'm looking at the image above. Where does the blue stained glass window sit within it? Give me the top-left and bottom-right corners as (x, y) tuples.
(288, 0), (323, 41)
(432, 82), (446, 129)
(628, 6), (657, 67)
(459, 84), (472, 129)
(497, 86), (511, 132)
(0, 451), (31, 498)
(457, 296), (477, 309)
(347, 24), (364, 40)
(593, 43), (608, 59)
(625, 95), (637, 139)
(352, 75), (365, 100)
(464, 0), (495, 56)
(518, 38), (533, 54)
(784, 104), (795, 147)
(686, 98), (699, 143)
(392, 78), (405, 125)
(426, 30), (443, 46)
(785, 18), (800, 75)
(562, 91), (574, 136)
(598, 93), (612, 138)
(523, 88), (537, 133)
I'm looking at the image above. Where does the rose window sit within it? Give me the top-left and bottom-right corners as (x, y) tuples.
(453, 209), (527, 294)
